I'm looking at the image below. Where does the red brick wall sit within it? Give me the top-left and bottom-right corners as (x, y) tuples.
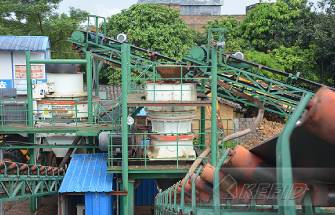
(181, 15), (245, 32)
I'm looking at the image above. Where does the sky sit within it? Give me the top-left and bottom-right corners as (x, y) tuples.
(58, 0), (275, 17)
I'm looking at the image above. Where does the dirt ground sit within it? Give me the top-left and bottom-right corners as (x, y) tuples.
(241, 118), (285, 149)
(4, 196), (58, 215)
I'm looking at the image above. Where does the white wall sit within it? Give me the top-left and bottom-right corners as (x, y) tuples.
(0, 50), (48, 94)
(0, 51), (12, 80)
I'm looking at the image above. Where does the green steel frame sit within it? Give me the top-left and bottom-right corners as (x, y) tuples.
(69, 27), (315, 118)
(0, 14), (326, 215)
(0, 48), (113, 206)
(66, 17), (328, 215)
(154, 92), (335, 215)
(0, 163), (64, 202)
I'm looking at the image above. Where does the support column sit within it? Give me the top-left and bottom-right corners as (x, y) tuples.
(86, 53), (93, 124)
(29, 135), (37, 213)
(200, 79), (206, 150)
(121, 43), (130, 215)
(25, 51), (33, 127)
(26, 51), (38, 212)
(128, 180), (135, 215)
(210, 46), (218, 166)
(94, 60), (103, 97)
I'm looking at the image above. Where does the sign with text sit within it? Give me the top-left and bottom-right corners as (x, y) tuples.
(15, 64), (46, 80)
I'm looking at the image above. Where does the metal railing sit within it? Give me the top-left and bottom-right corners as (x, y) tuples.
(107, 118), (235, 170)
(0, 161), (64, 202)
(154, 93), (335, 215)
(0, 98), (122, 131)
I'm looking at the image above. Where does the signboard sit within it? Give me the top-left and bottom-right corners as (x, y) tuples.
(0, 80), (13, 89)
(15, 64), (46, 80)
(14, 64), (46, 94)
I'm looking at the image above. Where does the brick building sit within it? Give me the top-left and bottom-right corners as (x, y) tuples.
(138, 0), (245, 31)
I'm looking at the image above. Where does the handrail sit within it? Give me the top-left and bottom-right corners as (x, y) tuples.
(276, 92), (313, 215)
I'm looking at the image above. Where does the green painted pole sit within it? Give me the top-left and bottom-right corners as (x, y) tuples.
(28, 135), (37, 212)
(86, 53), (93, 124)
(29, 144), (37, 213)
(95, 60), (103, 97)
(30, 59), (87, 64)
(25, 51), (33, 127)
(128, 180), (135, 215)
(276, 93), (313, 215)
(121, 43), (130, 215)
(210, 46), (218, 165)
(95, 17), (99, 44)
(26, 51), (37, 212)
(200, 79), (206, 150)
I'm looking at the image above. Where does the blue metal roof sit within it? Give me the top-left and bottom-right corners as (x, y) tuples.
(59, 154), (113, 193)
(0, 36), (50, 51)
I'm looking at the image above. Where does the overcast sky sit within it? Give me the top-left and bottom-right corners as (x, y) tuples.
(58, 0), (278, 17)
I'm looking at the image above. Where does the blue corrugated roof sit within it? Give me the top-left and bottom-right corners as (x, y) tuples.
(0, 36), (50, 51)
(59, 154), (113, 193)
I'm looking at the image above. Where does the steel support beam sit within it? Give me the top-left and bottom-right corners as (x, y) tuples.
(128, 180), (135, 215)
(29, 59), (87, 64)
(210, 46), (218, 165)
(121, 43), (130, 215)
(200, 79), (206, 150)
(0, 176), (63, 202)
(25, 51), (33, 127)
(86, 52), (94, 124)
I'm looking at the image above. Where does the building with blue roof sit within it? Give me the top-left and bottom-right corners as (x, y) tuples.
(0, 36), (50, 94)
(59, 154), (114, 215)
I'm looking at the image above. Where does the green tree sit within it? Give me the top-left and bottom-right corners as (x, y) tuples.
(0, 0), (88, 58)
(313, 0), (335, 83)
(204, 17), (246, 52)
(240, 0), (310, 51)
(106, 4), (195, 60)
(271, 45), (318, 81)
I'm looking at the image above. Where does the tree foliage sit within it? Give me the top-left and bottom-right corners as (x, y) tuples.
(240, 0), (308, 51)
(106, 4), (195, 60)
(0, 0), (88, 58)
(205, 17), (246, 52)
(201, 0), (334, 85)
